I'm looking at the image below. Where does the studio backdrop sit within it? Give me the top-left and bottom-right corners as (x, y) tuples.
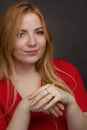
(0, 0), (87, 90)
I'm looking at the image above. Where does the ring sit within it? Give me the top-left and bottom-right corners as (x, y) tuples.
(45, 88), (55, 100)
(45, 88), (49, 94)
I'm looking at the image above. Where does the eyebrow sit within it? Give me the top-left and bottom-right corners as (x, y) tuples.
(19, 30), (27, 33)
(35, 27), (43, 31)
(19, 27), (43, 32)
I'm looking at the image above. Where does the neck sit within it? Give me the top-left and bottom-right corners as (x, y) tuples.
(14, 60), (37, 77)
(13, 61), (41, 98)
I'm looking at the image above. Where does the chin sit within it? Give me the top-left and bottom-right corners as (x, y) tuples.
(27, 59), (40, 64)
(27, 57), (41, 63)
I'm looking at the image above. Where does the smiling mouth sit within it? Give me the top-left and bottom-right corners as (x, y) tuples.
(25, 50), (38, 55)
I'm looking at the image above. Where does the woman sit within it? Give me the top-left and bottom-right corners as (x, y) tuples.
(0, 1), (87, 130)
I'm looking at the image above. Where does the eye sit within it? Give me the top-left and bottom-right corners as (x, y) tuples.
(36, 30), (44, 36)
(17, 31), (25, 38)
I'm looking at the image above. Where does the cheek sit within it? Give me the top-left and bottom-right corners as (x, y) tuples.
(40, 42), (46, 56)
(42, 39), (47, 50)
(39, 38), (46, 48)
(12, 48), (17, 58)
(41, 38), (47, 51)
(12, 40), (24, 52)
(13, 38), (27, 48)
(13, 41), (20, 50)
(12, 43), (21, 57)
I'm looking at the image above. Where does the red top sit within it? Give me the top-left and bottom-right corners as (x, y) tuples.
(0, 59), (87, 130)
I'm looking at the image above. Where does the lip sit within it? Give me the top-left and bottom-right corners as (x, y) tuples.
(24, 50), (38, 55)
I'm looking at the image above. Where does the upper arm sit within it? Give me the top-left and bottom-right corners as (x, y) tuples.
(53, 59), (87, 112)
(0, 105), (7, 130)
(70, 65), (87, 112)
(0, 80), (8, 130)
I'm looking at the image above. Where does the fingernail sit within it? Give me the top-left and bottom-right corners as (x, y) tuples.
(60, 112), (63, 115)
(29, 96), (33, 99)
(44, 106), (48, 110)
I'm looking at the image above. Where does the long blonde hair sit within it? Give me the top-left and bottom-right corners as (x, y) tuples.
(0, 1), (74, 108)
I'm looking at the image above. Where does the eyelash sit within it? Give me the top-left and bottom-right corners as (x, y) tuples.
(18, 32), (25, 38)
(17, 30), (44, 38)
(36, 31), (44, 35)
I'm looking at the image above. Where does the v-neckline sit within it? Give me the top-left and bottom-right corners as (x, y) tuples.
(15, 79), (44, 100)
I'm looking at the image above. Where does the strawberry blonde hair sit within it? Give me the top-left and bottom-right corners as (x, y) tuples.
(0, 1), (74, 108)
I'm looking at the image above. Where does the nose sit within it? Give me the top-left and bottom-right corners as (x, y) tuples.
(27, 34), (36, 47)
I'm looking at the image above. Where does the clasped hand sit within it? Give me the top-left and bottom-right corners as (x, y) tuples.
(28, 84), (75, 117)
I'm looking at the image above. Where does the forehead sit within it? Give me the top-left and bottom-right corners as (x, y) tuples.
(19, 12), (42, 29)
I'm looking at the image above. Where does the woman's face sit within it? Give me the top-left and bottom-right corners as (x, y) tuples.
(12, 12), (46, 65)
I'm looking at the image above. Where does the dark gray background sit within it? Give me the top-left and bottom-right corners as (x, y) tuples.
(0, 0), (87, 90)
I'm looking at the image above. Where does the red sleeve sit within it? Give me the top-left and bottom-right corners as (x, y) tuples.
(0, 80), (13, 130)
(53, 59), (87, 112)
(0, 80), (8, 130)
(0, 105), (7, 130)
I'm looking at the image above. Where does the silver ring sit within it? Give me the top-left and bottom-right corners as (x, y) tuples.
(45, 88), (49, 94)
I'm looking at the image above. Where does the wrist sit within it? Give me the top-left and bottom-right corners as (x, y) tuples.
(18, 99), (31, 114)
(66, 98), (79, 115)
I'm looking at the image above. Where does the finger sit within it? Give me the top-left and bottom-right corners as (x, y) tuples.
(56, 103), (64, 110)
(31, 94), (53, 108)
(29, 88), (42, 99)
(49, 107), (58, 117)
(53, 105), (63, 116)
(44, 97), (58, 110)
(29, 84), (51, 99)
(30, 89), (48, 105)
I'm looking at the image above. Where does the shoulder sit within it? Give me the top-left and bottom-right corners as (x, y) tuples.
(0, 79), (8, 100)
(53, 59), (83, 80)
(53, 59), (80, 90)
(53, 59), (87, 111)
(0, 79), (14, 109)
(0, 79), (7, 93)
(53, 59), (78, 75)
(0, 79), (13, 91)
(53, 59), (80, 87)
(0, 79), (8, 109)
(53, 59), (83, 86)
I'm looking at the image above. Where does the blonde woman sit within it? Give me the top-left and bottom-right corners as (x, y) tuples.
(0, 1), (87, 130)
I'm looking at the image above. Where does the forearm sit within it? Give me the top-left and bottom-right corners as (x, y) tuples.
(6, 102), (31, 130)
(66, 101), (87, 130)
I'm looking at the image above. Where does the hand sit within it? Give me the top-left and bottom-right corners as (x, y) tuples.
(29, 84), (74, 116)
(17, 95), (42, 113)
(41, 84), (75, 110)
(48, 102), (64, 117)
